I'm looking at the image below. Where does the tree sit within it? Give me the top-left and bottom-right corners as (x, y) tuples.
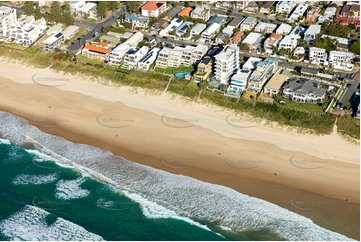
(34, 2), (42, 20)
(49, 1), (62, 23)
(24, 1), (34, 16)
(239, 43), (249, 51)
(108, 2), (119, 11)
(350, 40), (360, 55)
(62, 9), (74, 26)
(97, 1), (108, 19)
(278, 48), (291, 57)
(126, 2), (140, 14)
(315, 37), (336, 52)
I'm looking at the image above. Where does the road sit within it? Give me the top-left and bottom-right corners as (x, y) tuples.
(67, 7), (126, 52)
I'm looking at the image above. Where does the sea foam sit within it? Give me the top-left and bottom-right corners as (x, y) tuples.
(55, 177), (90, 200)
(13, 174), (58, 186)
(0, 111), (354, 241)
(0, 205), (103, 240)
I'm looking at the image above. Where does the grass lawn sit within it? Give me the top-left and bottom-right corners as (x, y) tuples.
(76, 54), (104, 65)
(337, 116), (360, 139)
(277, 96), (325, 115)
(155, 65), (194, 75)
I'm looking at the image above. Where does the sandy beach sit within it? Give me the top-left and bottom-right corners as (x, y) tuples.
(0, 58), (359, 238)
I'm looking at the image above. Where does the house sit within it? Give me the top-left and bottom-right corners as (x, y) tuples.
(193, 56), (213, 83)
(99, 34), (120, 46)
(207, 15), (227, 25)
(152, 18), (168, 31)
(141, 1), (167, 18)
(9, 15), (46, 47)
(229, 31), (244, 44)
(264, 33), (283, 54)
(201, 23), (221, 43)
(329, 51), (354, 71)
(190, 23), (207, 38)
(222, 27), (234, 36)
(0, 6), (16, 39)
(254, 22), (277, 33)
(159, 18), (183, 37)
(137, 47), (160, 71)
(227, 17), (244, 29)
(305, 7), (321, 24)
(124, 14), (149, 29)
(69, 0), (85, 13)
(108, 32), (144, 65)
(214, 44), (240, 85)
(234, 1), (250, 10)
(293, 46), (305, 57)
(303, 25), (321, 43)
(318, 7), (337, 24)
(176, 21), (193, 38)
(240, 17), (257, 31)
(260, 1), (275, 14)
(336, 2), (360, 27)
(42, 32), (64, 52)
(309, 47), (328, 65)
(178, 7), (193, 17)
(80, 2), (97, 19)
(191, 4), (210, 21)
(288, 3), (308, 22)
(264, 68), (290, 96)
(289, 25), (305, 39)
(278, 35), (298, 51)
(244, 1), (259, 14)
(123, 46), (149, 69)
(227, 69), (252, 96)
(276, 1), (297, 15)
(276, 23), (292, 35)
(242, 32), (264, 50)
(282, 77), (327, 103)
(243, 57), (262, 70)
(61, 25), (79, 40)
(247, 58), (278, 93)
(215, 32), (229, 44)
(164, 7), (182, 20)
(82, 42), (111, 60)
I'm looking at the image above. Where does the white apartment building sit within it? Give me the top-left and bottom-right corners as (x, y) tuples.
(276, 23), (292, 35)
(214, 44), (240, 85)
(108, 32), (144, 65)
(191, 4), (211, 21)
(159, 18), (183, 37)
(254, 22), (277, 34)
(43, 32), (64, 52)
(247, 58), (278, 93)
(9, 15), (46, 47)
(155, 45), (208, 68)
(304, 24), (321, 43)
(123, 46), (149, 69)
(141, 1), (167, 18)
(227, 69), (252, 96)
(201, 23), (221, 43)
(288, 3), (308, 22)
(276, 1), (297, 15)
(278, 35), (298, 51)
(309, 47), (328, 65)
(329, 51), (354, 70)
(0, 6), (16, 39)
(137, 47), (160, 71)
(240, 16), (257, 32)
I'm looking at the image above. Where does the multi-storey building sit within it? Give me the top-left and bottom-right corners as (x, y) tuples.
(329, 51), (354, 70)
(214, 44), (240, 85)
(276, 1), (297, 15)
(247, 58), (277, 93)
(227, 69), (252, 96)
(288, 3), (308, 22)
(282, 77), (327, 103)
(137, 47), (160, 71)
(309, 47), (327, 65)
(123, 46), (149, 69)
(0, 6), (16, 39)
(9, 15), (46, 47)
(141, 1), (167, 18)
(278, 35), (297, 51)
(304, 24), (321, 44)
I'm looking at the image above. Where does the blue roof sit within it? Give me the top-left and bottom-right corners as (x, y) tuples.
(125, 14), (149, 23)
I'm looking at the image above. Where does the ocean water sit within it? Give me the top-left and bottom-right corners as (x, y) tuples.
(0, 111), (354, 241)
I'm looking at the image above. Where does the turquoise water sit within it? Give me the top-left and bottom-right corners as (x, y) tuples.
(0, 141), (236, 240)
(0, 111), (354, 241)
(175, 72), (191, 78)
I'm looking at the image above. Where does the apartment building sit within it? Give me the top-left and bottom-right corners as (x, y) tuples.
(336, 2), (360, 26)
(201, 23), (221, 43)
(137, 47), (160, 71)
(282, 77), (327, 103)
(288, 3), (308, 22)
(329, 50), (354, 70)
(276, 23), (292, 35)
(276, 1), (297, 15)
(304, 24), (321, 43)
(9, 15), (46, 47)
(242, 32), (264, 50)
(123, 46), (149, 69)
(264, 68), (290, 96)
(254, 22), (277, 33)
(318, 7), (336, 24)
(264, 33), (283, 54)
(309, 47), (328, 65)
(191, 4), (211, 21)
(227, 69), (252, 96)
(42, 32), (64, 52)
(214, 44), (240, 85)
(108, 32), (144, 65)
(278, 35), (297, 51)
(193, 56), (213, 83)
(159, 18), (183, 37)
(247, 58), (277, 93)
(82, 42), (111, 60)
(0, 6), (16, 39)
(240, 17), (257, 32)
(141, 1), (167, 17)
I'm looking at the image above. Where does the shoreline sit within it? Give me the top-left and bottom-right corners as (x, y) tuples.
(0, 59), (359, 239)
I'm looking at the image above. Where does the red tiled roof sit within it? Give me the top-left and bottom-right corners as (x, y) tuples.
(84, 44), (110, 54)
(141, 1), (165, 11)
(99, 41), (108, 47)
(230, 31), (244, 43)
(270, 33), (282, 39)
(178, 7), (193, 17)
